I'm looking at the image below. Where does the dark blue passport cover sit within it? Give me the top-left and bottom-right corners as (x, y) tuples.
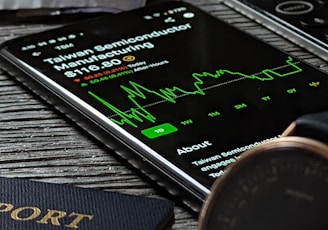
(0, 177), (174, 229)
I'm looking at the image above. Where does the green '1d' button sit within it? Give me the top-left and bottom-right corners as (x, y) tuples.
(141, 123), (178, 139)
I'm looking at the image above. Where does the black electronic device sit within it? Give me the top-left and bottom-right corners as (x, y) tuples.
(224, 0), (328, 61)
(1, 1), (328, 211)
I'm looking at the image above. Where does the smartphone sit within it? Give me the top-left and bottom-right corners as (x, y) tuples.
(224, 0), (328, 61)
(1, 1), (328, 211)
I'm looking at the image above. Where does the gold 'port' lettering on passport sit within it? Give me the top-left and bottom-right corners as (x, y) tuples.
(0, 202), (94, 229)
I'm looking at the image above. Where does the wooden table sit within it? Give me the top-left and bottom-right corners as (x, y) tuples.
(0, 0), (327, 229)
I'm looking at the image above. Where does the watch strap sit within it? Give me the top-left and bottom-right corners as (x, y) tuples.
(283, 111), (328, 144)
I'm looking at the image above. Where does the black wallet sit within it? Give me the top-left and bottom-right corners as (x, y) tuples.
(0, 177), (174, 230)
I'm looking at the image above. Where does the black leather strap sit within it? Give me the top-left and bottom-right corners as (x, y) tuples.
(292, 111), (328, 144)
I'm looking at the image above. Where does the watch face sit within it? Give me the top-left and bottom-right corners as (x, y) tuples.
(199, 136), (328, 230)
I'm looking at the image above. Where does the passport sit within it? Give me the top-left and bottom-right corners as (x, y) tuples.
(0, 177), (175, 230)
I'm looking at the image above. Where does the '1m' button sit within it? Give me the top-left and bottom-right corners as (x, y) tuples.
(141, 123), (178, 139)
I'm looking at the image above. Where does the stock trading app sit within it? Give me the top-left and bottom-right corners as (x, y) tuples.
(3, 2), (328, 193)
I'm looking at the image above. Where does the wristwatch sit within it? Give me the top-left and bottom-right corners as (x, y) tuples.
(198, 111), (328, 230)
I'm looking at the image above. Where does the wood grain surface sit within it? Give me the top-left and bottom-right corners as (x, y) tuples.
(0, 0), (327, 229)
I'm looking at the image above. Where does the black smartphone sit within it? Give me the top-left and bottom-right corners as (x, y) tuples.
(224, 0), (328, 61)
(1, 1), (328, 211)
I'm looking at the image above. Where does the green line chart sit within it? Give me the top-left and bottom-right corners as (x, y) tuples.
(88, 56), (302, 128)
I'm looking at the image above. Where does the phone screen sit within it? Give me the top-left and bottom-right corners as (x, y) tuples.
(2, 1), (328, 203)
